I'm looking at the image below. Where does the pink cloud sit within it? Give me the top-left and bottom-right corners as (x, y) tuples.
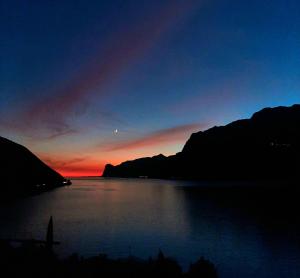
(102, 123), (206, 151)
(3, 1), (203, 139)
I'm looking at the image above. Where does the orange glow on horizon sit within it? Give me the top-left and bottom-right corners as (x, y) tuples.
(40, 156), (106, 177)
(43, 143), (186, 177)
(50, 162), (105, 177)
(38, 125), (199, 178)
(53, 166), (102, 177)
(41, 152), (140, 176)
(59, 170), (103, 177)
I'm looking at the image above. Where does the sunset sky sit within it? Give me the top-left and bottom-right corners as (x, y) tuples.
(1, 0), (299, 176)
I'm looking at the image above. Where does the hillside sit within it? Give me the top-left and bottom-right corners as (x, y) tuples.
(0, 136), (68, 197)
(103, 105), (300, 180)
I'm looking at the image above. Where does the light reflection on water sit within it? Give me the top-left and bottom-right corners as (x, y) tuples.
(0, 178), (299, 278)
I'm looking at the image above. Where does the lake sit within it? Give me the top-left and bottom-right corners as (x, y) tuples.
(0, 178), (299, 278)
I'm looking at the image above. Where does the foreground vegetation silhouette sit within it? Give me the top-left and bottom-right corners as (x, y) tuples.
(0, 241), (217, 278)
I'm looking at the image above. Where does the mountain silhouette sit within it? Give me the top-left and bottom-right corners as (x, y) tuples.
(103, 104), (300, 180)
(0, 136), (68, 197)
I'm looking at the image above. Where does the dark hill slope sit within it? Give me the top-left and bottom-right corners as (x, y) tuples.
(0, 136), (66, 196)
(103, 105), (300, 180)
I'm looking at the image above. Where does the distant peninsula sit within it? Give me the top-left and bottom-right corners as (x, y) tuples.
(0, 136), (69, 198)
(103, 104), (300, 180)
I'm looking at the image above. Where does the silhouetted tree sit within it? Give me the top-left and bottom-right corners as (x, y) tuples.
(188, 257), (218, 278)
(0, 242), (218, 278)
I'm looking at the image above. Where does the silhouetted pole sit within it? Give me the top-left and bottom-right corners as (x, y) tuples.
(46, 216), (53, 251)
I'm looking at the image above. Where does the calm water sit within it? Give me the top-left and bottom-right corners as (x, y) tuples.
(0, 178), (299, 277)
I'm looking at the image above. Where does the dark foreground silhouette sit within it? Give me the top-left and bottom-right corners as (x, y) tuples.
(0, 217), (217, 277)
(103, 104), (300, 180)
(0, 136), (70, 199)
(0, 242), (217, 278)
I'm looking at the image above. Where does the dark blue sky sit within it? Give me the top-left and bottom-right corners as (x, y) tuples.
(1, 0), (299, 175)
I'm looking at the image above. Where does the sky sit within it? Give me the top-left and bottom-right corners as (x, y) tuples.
(1, 0), (300, 176)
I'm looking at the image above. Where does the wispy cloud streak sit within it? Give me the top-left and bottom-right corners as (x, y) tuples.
(3, 1), (202, 139)
(102, 123), (206, 151)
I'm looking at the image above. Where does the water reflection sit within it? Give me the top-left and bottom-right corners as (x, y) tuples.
(0, 178), (299, 278)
